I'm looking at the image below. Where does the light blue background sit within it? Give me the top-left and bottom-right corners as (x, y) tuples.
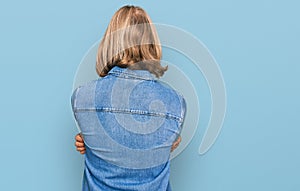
(0, 0), (299, 190)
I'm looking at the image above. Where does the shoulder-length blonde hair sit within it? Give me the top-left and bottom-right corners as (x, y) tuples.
(96, 5), (167, 77)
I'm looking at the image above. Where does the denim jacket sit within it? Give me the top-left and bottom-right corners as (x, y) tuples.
(71, 66), (186, 191)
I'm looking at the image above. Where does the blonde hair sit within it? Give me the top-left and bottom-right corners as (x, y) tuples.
(96, 5), (167, 77)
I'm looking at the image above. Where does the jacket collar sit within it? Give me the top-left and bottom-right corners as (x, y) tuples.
(108, 66), (156, 81)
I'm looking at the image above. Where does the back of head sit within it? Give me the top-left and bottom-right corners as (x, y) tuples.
(96, 5), (167, 78)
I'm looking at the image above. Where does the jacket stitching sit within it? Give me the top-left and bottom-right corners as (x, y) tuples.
(74, 107), (183, 122)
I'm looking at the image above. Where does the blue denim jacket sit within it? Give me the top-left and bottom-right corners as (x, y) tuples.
(71, 66), (186, 191)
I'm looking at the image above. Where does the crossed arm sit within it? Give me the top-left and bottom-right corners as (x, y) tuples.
(75, 133), (182, 154)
